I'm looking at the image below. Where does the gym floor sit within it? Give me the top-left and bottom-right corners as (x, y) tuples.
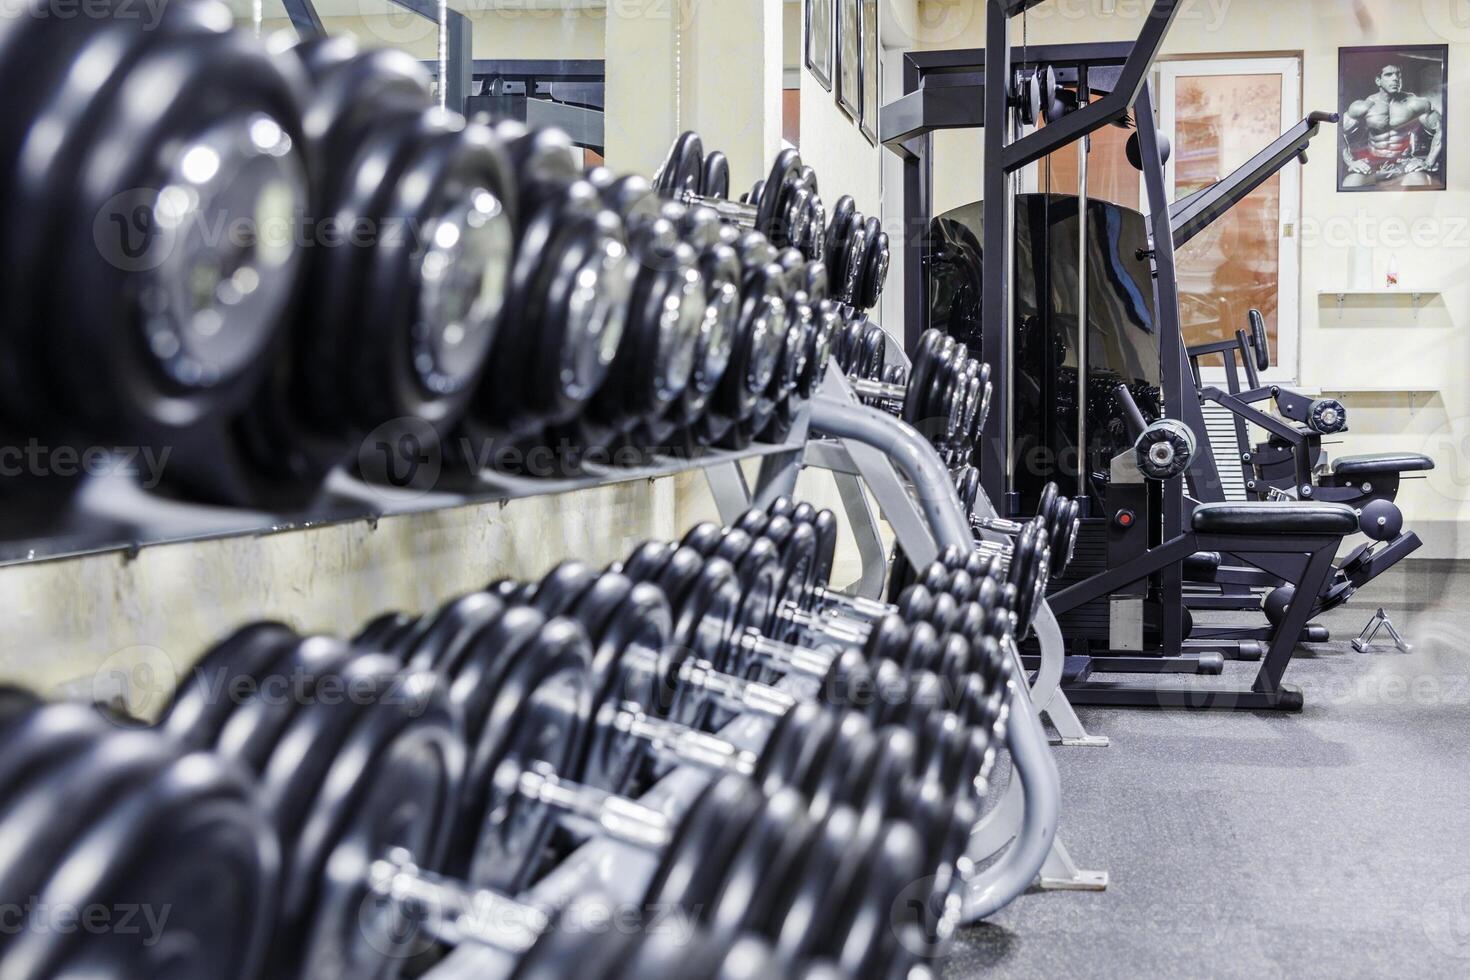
(947, 559), (1470, 978)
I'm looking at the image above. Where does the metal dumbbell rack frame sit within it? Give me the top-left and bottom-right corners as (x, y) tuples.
(1, 337), (1096, 969)
(432, 357), (1104, 979)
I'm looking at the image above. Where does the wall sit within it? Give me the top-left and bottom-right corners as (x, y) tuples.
(916, 0), (1470, 556)
(246, 3), (607, 61)
(795, 1), (933, 336)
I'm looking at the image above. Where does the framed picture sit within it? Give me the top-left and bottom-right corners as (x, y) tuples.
(859, 0), (879, 144)
(836, 0), (859, 122)
(805, 0), (833, 92)
(1338, 44), (1447, 192)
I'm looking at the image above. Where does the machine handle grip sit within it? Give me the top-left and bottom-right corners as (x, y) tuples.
(1113, 383), (1148, 439)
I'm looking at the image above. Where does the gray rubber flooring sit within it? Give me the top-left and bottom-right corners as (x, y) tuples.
(945, 559), (1470, 979)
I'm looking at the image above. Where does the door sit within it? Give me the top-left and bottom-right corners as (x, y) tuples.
(1155, 57), (1302, 383)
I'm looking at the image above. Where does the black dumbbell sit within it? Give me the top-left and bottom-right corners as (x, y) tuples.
(359, 601), (976, 957)
(545, 193), (707, 460)
(0, 3), (310, 510)
(729, 247), (831, 448)
(627, 205), (743, 456)
(654, 132), (826, 260)
(476, 562), (998, 808)
(229, 38), (520, 505)
(452, 127), (637, 473)
(843, 328), (990, 459)
(825, 202), (890, 312)
(162, 628), (928, 978)
(690, 244), (793, 448)
(724, 506), (1026, 642)
(367, 853), (853, 980)
(0, 697), (277, 980)
(624, 531), (1014, 710)
(372, 775), (942, 978)
(956, 469), (1081, 578)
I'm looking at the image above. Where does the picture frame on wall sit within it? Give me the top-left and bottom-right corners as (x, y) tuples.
(859, 0), (879, 145)
(1338, 44), (1448, 192)
(804, 0), (833, 92)
(836, 0), (860, 122)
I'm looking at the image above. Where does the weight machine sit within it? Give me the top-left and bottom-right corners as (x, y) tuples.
(884, 2), (1380, 709)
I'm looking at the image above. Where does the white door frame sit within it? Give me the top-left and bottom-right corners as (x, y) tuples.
(1153, 56), (1303, 384)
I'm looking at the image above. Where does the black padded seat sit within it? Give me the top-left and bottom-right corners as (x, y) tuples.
(1331, 453), (1435, 477)
(1192, 502), (1358, 536)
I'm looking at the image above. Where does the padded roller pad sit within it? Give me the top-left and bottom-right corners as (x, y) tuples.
(1331, 453), (1435, 477)
(1191, 502), (1359, 536)
(1183, 551), (1222, 581)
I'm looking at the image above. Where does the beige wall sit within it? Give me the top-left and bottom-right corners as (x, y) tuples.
(784, 0), (802, 71)
(246, 7), (607, 60)
(918, 0), (1470, 555)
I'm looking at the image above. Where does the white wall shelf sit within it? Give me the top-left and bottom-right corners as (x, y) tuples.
(1316, 384), (1440, 409)
(1320, 289), (1440, 322)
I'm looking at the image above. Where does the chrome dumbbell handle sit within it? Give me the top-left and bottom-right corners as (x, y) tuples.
(370, 848), (549, 955)
(606, 701), (759, 777)
(678, 190), (758, 227)
(496, 760), (673, 851)
(846, 377), (907, 406)
(972, 515), (1026, 535)
(807, 585), (899, 624)
(775, 600), (871, 645)
(674, 657), (799, 717)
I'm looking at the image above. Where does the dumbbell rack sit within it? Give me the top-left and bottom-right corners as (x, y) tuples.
(0, 346), (1086, 960)
(429, 365), (1086, 977)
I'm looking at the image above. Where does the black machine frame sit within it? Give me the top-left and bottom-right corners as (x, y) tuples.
(878, 1), (1375, 710)
(882, 0), (1195, 666)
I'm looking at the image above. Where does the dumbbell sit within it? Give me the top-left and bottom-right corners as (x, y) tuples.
(0, 695), (277, 980)
(360, 568), (1003, 810)
(541, 178), (710, 459)
(831, 317), (889, 380)
(702, 235), (825, 451)
(154, 634), (939, 978)
(372, 775), (944, 979)
(614, 540), (1015, 765)
(0, 1), (309, 509)
(624, 204), (743, 456)
(756, 248), (836, 446)
(825, 198), (890, 312)
(652, 522), (1018, 678)
(688, 236), (795, 449)
(955, 469), (1082, 578)
(452, 125), (638, 472)
(883, 522), (1051, 639)
(843, 329), (991, 459)
(226, 37), (521, 505)
(368, 853), (854, 980)
(470, 564), (1002, 805)
(352, 604), (978, 967)
(593, 552), (1011, 773)
(726, 504), (1041, 641)
(722, 507), (1017, 634)
(581, 173), (822, 461)
(655, 132), (826, 260)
